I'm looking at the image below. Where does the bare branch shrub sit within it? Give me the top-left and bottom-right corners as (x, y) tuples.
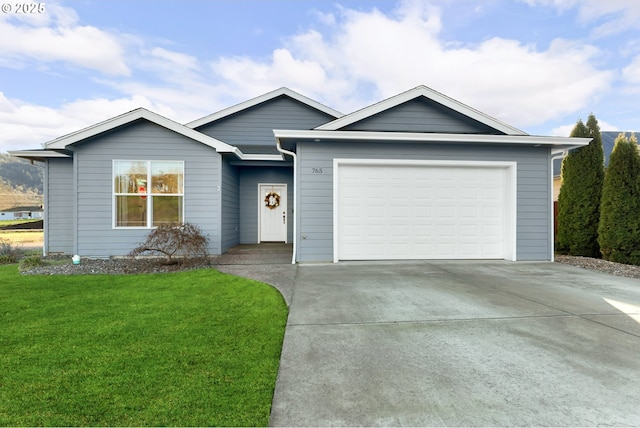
(129, 223), (209, 265)
(0, 238), (23, 264)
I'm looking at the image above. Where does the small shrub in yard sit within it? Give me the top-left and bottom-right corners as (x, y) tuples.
(0, 238), (22, 264)
(19, 255), (48, 271)
(129, 223), (209, 265)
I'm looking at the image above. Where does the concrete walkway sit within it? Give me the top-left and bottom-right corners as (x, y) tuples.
(270, 260), (640, 426)
(213, 243), (296, 306)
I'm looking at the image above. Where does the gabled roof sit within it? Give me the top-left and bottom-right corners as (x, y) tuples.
(44, 108), (238, 154)
(185, 87), (343, 129)
(315, 85), (527, 135)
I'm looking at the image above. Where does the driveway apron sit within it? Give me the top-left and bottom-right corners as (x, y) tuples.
(269, 260), (640, 427)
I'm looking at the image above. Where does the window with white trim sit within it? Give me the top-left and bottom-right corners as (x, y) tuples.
(113, 160), (184, 228)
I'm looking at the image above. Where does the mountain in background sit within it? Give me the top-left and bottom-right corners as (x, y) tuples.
(0, 154), (44, 211)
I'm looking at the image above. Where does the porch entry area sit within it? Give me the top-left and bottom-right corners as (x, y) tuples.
(215, 243), (293, 265)
(259, 183), (287, 242)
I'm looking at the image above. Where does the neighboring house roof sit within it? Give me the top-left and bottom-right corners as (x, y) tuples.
(185, 87), (344, 129)
(315, 85), (527, 136)
(0, 205), (43, 212)
(552, 130), (640, 176)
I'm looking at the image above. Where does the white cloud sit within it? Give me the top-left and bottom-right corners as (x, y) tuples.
(0, 92), (164, 152)
(622, 55), (640, 89)
(0, 0), (624, 153)
(209, 0), (614, 128)
(0, 2), (129, 75)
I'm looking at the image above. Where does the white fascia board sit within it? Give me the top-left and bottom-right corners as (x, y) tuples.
(238, 153), (284, 161)
(44, 108), (237, 154)
(185, 87), (343, 129)
(9, 150), (71, 158)
(8, 150), (71, 162)
(315, 85), (527, 136)
(273, 129), (592, 150)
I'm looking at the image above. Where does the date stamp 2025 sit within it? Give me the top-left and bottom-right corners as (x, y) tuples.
(1, 3), (46, 13)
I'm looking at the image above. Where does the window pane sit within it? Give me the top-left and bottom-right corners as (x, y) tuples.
(116, 196), (147, 227)
(152, 196), (183, 226)
(114, 161), (148, 194)
(151, 161), (183, 194)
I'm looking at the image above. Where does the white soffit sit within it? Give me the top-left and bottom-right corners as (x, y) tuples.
(185, 87), (344, 129)
(315, 85), (527, 136)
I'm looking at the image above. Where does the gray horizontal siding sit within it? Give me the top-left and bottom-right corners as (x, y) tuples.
(45, 158), (74, 254)
(296, 142), (551, 262)
(73, 120), (221, 257)
(221, 158), (240, 252)
(238, 166), (293, 244)
(342, 99), (504, 134)
(196, 96), (335, 150)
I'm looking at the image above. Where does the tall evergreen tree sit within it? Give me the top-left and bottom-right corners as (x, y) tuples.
(598, 133), (640, 265)
(556, 114), (605, 257)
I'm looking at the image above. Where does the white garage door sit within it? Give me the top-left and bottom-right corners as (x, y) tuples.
(335, 160), (515, 261)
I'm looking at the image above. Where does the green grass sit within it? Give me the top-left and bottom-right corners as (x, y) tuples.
(0, 265), (288, 426)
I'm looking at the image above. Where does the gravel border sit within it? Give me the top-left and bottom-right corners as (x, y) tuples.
(555, 255), (640, 279)
(21, 257), (214, 275)
(19, 254), (640, 279)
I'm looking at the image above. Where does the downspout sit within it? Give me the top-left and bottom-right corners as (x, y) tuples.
(276, 138), (297, 264)
(550, 151), (567, 262)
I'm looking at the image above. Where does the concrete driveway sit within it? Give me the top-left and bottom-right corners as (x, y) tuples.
(269, 260), (640, 427)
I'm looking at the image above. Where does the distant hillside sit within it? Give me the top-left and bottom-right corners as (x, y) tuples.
(0, 154), (44, 210)
(0, 154), (43, 192)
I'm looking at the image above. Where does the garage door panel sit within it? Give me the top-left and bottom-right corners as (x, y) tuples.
(337, 162), (513, 260)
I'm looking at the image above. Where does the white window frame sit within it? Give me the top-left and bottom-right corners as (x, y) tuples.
(113, 160), (185, 229)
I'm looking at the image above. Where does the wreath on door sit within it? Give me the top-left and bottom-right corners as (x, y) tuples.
(264, 191), (280, 209)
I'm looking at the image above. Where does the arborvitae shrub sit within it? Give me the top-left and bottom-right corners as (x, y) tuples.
(598, 133), (640, 265)
(556, 115), (605, 257)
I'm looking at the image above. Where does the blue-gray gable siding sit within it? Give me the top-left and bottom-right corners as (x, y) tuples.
(296, 142), (551, 262)
(44, 157), (74, 254)
(221, 157), (240, 252)
(195, 96), (336, 153)
(72, 120), (221, 257)
(238, 166), (293, 244)
(341, 98), (504, 134)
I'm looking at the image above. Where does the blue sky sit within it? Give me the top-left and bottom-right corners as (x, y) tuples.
(2, 0), (640, 153)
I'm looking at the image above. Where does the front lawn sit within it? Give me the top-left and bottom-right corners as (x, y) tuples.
(0, 265), (288, 426)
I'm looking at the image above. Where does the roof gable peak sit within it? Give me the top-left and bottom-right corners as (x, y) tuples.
(44, 107), (236, 153)
(315, 85), (527, 135)
(185, 87), (343, 129)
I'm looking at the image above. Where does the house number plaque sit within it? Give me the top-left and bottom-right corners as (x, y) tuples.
(311, 168), (323, 174)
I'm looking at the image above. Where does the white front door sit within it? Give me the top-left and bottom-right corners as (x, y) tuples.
(259, 183), (287, 242)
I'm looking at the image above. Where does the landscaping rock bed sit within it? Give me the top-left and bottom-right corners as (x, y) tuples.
(555, 255), (640, 279)
(21, 257), (214, 275)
